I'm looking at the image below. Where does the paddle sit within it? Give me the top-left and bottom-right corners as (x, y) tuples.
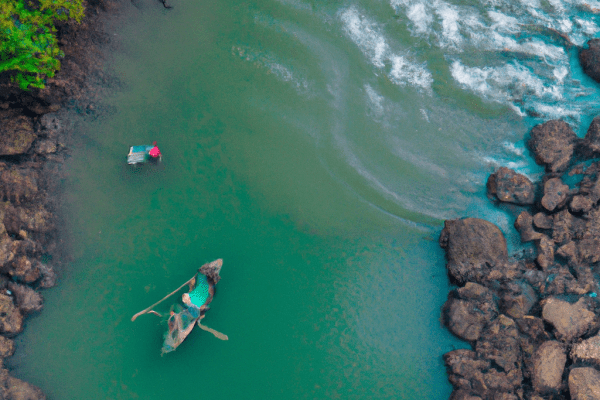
(131, 274), (197, 321)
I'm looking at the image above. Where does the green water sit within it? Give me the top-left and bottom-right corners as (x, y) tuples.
(7, 0), (553, 398)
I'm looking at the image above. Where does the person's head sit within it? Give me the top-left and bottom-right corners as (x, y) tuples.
(182, 293), (191, 306)
(152, 141), (157, 146)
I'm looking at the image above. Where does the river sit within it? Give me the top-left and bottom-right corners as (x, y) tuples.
(9, 0), (600, 398)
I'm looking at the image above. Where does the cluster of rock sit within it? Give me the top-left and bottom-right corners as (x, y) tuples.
(0, 1), (113, 398)
(440, 117), (600, 400)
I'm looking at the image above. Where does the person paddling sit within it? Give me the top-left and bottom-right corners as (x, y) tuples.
(149, 141), (161, 160)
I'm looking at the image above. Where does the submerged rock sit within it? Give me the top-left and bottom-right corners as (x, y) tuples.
(439, 218), (508, 285)
(0, 294), (23, 335)
(8, 282), (43, 315)
(0, 336), (15, 358)
(0, 368), (46, 400)
(487, 167), (535, 205)
(528, 120), (577, 172)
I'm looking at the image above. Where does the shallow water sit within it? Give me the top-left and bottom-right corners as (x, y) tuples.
(10, 0), (600, 398)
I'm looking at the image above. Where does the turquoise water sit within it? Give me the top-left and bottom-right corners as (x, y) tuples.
(10, 0), (600, 398)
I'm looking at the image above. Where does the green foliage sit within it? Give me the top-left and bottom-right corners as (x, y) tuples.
(0, 0), (85, 90)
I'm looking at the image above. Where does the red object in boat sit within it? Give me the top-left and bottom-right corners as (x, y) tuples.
(149, 141), (161, 158)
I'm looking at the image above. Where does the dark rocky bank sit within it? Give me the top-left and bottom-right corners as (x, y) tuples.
(440, 40), (600, 400)
(0, 0), (116, 397)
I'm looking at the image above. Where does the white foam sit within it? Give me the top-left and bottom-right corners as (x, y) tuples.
(502, 141), (524, 156)
(531, 103), (581, 120)
(450, 60), (565, 106)
(482, 156), (527, 171)
(436, 1), (462, 47)
(340, 7), (432, 90)
(553, 66), (568, 83)
(547, 0), (565, 12)
(386, 0), (600, 122)
(340, 7), (388, 68)
(389, 55), (433, 89)
(488, 11), (520, 33)
(406, 3), (432, 34)
(575, 18), (599, 35)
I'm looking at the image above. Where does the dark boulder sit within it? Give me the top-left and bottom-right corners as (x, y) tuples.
(552, 209), (585, 246)
(500, 281), (537, 319)
(487, 167), (535, 205)
(531, 341), (566, 394)
(540, 265), (583, 296)
(579, 168), (600, 203)
(443, 282), (498, 342)
(514, 211), (542, 243)
(0, 110), (37, 156)
(449, 390), (482, 400)
(542, 297), (598, 342)
(533, 212), (553, 230)
(0, 336), (15, 358)
(0, 166), (40, 205)
(579, 39), (600, 83)
(571, 335), (600, 367)
(3, 204), (54, 236)
(534, 235), (554, 270)
(444, 349), (490, 393)
(568, 367), (600, 400)
(541, 178), (570, 212)
(580, 116), (600, 157)
(444, 348), (522, 395)
(440, 218), (508, 285)
(584, 208), (600, 240)
(528, 120), (577, 172)
(475, 315), (522, 374)
(578, 238), (600, 264)
(516, 317), (550, 378)
(571, 195), (595, 213)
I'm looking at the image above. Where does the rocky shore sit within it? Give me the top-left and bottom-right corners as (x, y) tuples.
(441, 40), (600, 400)
(0, 0), (114, 397)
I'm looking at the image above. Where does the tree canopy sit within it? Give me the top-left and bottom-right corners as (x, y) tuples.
(0, 0), (85, 90)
